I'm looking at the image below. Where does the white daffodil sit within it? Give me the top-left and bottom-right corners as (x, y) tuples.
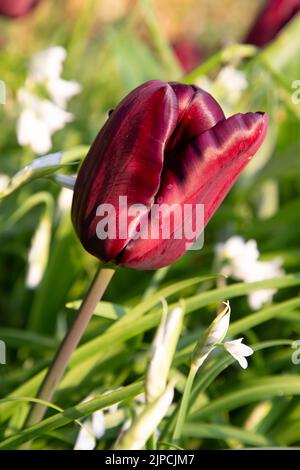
(224, 338), (254, 369)
(192, 301), (231, 369)
(17, 47), (81, 154)
(215, 236), (284, 310)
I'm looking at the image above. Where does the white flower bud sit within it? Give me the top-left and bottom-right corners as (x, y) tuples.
(146, 301), (184, 402)
(192, 301), (231, 369)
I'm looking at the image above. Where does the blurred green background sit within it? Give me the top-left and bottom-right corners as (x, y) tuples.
(0, 0), (300, 450)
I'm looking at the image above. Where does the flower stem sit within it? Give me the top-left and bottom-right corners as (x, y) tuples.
(25, 266), (115, 427)
(172, 363), (198, 442)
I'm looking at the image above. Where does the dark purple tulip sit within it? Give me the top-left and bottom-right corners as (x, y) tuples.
(72, 80), (268, 270)
(246, 0), (300, 47)
(0, 0), (40, 18)
(173, 38), (203, 73)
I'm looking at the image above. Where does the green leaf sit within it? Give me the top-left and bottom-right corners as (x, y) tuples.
(190, 376), (300, 421)
(182, 422), (274, 447)
(66, 300), (128, 321)
(0, 382), (143, 449)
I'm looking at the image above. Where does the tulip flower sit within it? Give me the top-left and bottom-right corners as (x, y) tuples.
(246, 0), (300, 47)
(72, 80), (268, 270)
(0, 0), (40, 18)
(172, 38), (203, 73)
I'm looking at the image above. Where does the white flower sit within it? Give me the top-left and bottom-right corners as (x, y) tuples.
(74, 410), (105, 450)
(217, 66), (248, 102)
(55, 174), (76, 191)
(17, 89), (73, 154)
(91, 410), (105, 439)
(17, 47), (81, 154)
(57, 187), (74, 213)
(215, 236), (259, 279)
(26, 216), (51, 289)
(224, 338), (254, 369)
(0, 174), (9, 193)
(47, 78), (81, 108)
(215, 236), (284, 310)
(29, 46), (67, 81)
(74, 422), (96, 451)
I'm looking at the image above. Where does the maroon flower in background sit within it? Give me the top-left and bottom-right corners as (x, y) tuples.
(173, 38), (203, 73)
(0, 0), (40, 18)
(72, 80), (268, 270)
(246, 0), (300, 47)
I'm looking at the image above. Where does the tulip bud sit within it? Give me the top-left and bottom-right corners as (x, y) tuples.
(192, 301), (231, 369)
(0, 0), (40, 18)
(146, 301), (184, 403)
(115, 381), (174, 450)
(246, 0), (300, 47)
(72, 80), (268, 270)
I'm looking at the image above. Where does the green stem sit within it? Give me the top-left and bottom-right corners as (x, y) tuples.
(25, 267), (115, 427)
(173, 364), (198, 442)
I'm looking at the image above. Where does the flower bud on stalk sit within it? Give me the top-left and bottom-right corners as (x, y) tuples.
(192, 300), (231, 370)
(146, 301), (184, 402)
(0, 0), (40, 18)
(72, 80), (268, 270)
(246, 0), (300, 47)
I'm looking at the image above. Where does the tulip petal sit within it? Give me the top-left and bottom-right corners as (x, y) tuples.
(72, 80), (178, 261)
(121, 112), (268, 269)
(168, 83), (225, 151)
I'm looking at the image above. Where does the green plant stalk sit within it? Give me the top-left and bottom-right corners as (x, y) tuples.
(173, 363), (198, 442)
(25, 266), (115, 427)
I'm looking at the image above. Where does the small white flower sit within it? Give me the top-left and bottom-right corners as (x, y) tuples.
(56, 175), (76, 190)
(17, 89), (73, 154)
(215, 236), (259, 279)
(224, 338), (254, 369)
(74, 422), (95, 451)
(215, 236), (284, 310)
(29, 46), (67, 81)
(217, 66), (248, 102)
(26, 216), (51, 289)
(57, 187), (74, 213)
(91, 410), (105, 440)
(0, 174), (9, 193)
(17, 47), (81, 154)
(74, 410), (105, 450)
(47, 78), (81, 109)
